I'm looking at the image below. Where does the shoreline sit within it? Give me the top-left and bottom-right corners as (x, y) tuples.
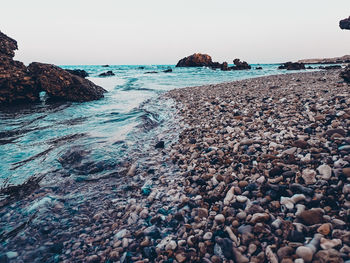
(1, 69), (349, 262)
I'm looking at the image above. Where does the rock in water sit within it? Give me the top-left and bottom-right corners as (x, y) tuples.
(65, 69), (89, 78)
(98, 70), (115, 77)
(278, 62), (305, 70)
(339, 16), (350, 30)
(232, 58), (251, 70)
(28, 62), (106, 102)
(176, 53), (214, 67)
(0, 30), (106, 105)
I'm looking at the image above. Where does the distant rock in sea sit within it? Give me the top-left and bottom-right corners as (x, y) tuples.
(278, 62), (305, 70)
(98, 70), (115, 77)
(339, 17), (350, 30)
(176, 53), (251, 71)
(65, 69), (89, 78)
(298, 55), (350, 64)
(231, 58), (251, 70)
(0, 30), (106, 105)
(176, 53), (214, 67)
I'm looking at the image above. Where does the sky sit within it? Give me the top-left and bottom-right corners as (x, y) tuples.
(1, 0), (350, 65)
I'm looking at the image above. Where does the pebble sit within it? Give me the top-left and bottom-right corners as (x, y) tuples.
(317, 164), (332, 180)
(296, 246), (313, 262)
(302, 169), (316, 185)
(317, 223), (331, 235)
(214, 214), (225, 224)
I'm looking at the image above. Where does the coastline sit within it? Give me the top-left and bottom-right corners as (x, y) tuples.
(159, 69), (349, 262)
(1, 69), (350, 262)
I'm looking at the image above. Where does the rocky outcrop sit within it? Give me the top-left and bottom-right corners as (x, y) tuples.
(339, 17), (350, 30)
(232, 59), (251, 70)
(98, 70), (115, 77)
(298, 55), (350, 64)
(278, 62), (305, 70)
(340, 65), (350, 83)
(65, 69), (89, 78)
(176, 53), (251, 71)
(28, 63), (106, 102)
(176, 53), (214, 67)
(0, 30), (106, 105)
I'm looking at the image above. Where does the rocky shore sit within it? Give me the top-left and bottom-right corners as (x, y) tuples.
(1, 69), (350, 263)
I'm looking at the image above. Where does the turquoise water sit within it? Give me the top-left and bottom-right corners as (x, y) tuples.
(0, 64), (308, 186)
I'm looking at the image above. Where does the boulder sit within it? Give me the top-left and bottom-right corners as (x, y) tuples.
(0, 57), (38, 105)
(65, 69), (89, 78)
(98, 70), (115, 77)
(0, 30), (107, 105)
(0, 31), (17, 58)
(176, 53), (214, 67)
(28, 62), (106, 102)
(278, 62), (305, 70)
(231, 59), (251, 70)
(339, 17), (350, 30)
(340, 65), (350, 83)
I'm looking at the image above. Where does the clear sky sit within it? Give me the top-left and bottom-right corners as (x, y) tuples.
(1, 0), (350, 65)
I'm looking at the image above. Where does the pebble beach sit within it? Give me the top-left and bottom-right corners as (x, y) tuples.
(1, 69), (350, 263)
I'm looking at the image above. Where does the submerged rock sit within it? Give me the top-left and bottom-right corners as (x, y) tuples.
(278, 62), (306, 70)
(65, 69), (89, 78)
(98, 70), (115, 77)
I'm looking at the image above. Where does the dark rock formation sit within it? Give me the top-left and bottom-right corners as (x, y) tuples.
(163, 69), (172, 73)
(65, 69), (89, 78)
(98, 70), (115, 77)
(176, 53), (251, 72)
(102, 64), (109, 67)
(144, 71), (158, 74)
(318, 65), (342, 70)
(278, 62), (305, 70)
(340, 65), (350, 83)
(256, 67), (263, 70)
(28, 62), (106, 102)
(0, 31), (17, 58)
(176, 53), (214, 67)
(0, 30), (106, 105)
(0, 31), (39, 104)
(339, 17), (350, 30)
(231, 59), (251, 70)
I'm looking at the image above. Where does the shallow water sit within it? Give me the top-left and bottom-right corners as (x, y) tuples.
(0, 64), (305, 186)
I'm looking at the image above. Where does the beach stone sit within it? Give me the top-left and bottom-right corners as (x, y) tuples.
(236, 195), (248, 203)
(296, 246), (313, 262)
(250, 213), (269, 224)
(343, 167), (350, 177)
(302, 169), (316, 185)
(5, 252), (18, 259)
(320, 238), (342, 250)
(175, 252), (187, 263)
(277, 246), (294, 260)
(298, 210), (324, 225)
(203, 232), (213, 240)
(314, 249), (344, 263)
(197, 208), (209, 218)
(317, 223), (331, 235)
(215, 214), (225, 224)
(293, 140), (309, 149)
(317, 164), (332, 180)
